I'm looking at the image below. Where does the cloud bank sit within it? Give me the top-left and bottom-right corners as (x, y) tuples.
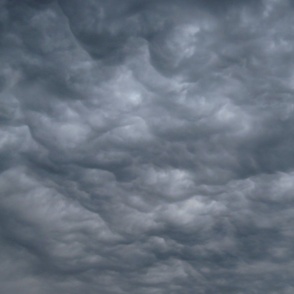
(1, 0), (294, 293)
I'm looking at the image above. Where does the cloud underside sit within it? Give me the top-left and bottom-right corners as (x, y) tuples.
(1, 0), (294, 293)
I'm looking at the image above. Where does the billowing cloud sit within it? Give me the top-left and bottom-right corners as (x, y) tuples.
(1, 0), (294, 293)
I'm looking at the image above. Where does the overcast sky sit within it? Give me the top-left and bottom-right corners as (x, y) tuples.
(1, 0), (294, 293)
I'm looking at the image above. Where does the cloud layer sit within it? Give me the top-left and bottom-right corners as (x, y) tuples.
(1, 0), (294, 293)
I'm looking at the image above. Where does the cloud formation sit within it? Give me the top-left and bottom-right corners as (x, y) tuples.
(1, 0), (294, 293)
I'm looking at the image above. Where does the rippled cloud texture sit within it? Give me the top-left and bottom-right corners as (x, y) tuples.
(1, 0), (294, 293)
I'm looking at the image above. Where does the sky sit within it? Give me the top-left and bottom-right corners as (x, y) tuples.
(1, 0), (294, 293)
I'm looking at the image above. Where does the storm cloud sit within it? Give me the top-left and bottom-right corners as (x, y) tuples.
(1, 0), (294, 293)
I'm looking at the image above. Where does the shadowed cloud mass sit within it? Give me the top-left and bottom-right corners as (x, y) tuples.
(1, 0), (294, 293)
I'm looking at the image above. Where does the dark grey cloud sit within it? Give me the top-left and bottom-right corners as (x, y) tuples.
(1, 0), (294, 293)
